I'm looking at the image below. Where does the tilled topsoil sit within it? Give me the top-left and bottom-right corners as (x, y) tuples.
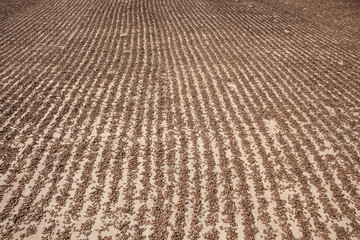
(0, 0), (359, 239)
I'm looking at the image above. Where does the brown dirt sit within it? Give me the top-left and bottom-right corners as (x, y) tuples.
(1, 0), (360, 239)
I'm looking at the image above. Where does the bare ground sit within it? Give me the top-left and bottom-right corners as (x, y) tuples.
(0, 0), (360, 239)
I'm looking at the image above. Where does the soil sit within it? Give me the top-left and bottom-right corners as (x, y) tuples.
(0, 0), (359, 239)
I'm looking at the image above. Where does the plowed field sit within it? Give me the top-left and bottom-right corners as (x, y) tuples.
(1, 0), (360, 239)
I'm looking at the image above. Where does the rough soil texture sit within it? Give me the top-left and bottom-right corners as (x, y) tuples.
(1, 0), (360, 239)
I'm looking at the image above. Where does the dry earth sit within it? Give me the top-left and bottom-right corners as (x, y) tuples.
(1, 0), (360, 239)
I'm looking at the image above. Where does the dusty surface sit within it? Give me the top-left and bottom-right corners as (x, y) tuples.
(1, 0), (360, 239)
